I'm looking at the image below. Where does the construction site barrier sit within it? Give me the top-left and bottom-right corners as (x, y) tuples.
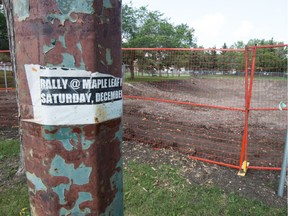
(2, 46), (287, 172)
(122, 45), (288, 172)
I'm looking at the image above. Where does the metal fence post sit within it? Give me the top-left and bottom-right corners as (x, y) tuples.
(10, 0), (123, 215)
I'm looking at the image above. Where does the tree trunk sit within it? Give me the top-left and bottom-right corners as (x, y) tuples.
(129, 59), (135, 79)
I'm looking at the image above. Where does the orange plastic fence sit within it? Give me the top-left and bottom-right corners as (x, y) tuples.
(1, 46), (287, 171)
(122, 45), (288, 171)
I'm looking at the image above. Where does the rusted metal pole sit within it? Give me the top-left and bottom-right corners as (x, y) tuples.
(9, 0), (123, 215)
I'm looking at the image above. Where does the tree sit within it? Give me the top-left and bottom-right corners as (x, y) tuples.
(227, 39), (286, 73)
(246, 38), (287, 72)
(0, 8), (9, 50)
(122, 3), (196, 79)
(230, 41), (245, 49)
(122, 3), (196, 48)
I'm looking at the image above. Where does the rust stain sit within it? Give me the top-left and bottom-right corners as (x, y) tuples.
(44, 128), (59, 135)
(72, 127), (82, 134)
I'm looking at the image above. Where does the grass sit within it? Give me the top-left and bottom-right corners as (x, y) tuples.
(0, 185), (31, 216)
(0, 70), (286, 89)
(125, 73), (192, 82)
(0, 139), (21, 159)
(0, 140), (286, 216)
(124, 162), (287, 216)
(0, 70), (15, 88)
(0, 139), (30, 216)
(124, 72), (287, 83)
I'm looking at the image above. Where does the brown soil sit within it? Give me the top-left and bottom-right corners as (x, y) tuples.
(122, 78), (287, 208)
(123, 78), (287, 168)
(0, 90), (18, 139)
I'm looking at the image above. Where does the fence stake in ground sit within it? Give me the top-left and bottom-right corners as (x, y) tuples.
(277, 102), (287, 197)
(238, 46), (257, 176)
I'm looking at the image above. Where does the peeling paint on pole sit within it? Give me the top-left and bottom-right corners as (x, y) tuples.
(48, 0), (95, 25)
(13, 0), (30, 21)
(12, 0), (123, 215)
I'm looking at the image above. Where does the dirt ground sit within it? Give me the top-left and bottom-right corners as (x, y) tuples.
(122, 77), (287, 208)
(123, 78), (287, 168)
(0, 77), (287, 208)
(0, 90), (18, 139)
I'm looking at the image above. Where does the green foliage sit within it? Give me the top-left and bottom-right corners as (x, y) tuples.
(230, 41), (246, 49)
(0, 10), (9, 50)
(244, 38), (286, 72)
(122, 3), (196, 48)
(0, 52), (10, 62)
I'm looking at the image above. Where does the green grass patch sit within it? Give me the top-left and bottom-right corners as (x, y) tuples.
(124, 162), (287, 216)
(253, 76), (287, 81)
(125, 74), (192, 83)
(197, 74), (287, 81)
(0, 70), (15, 88)
(0, 139), (20, 159)
(0, 184), (30, 216)
(124, 72), (287, 83)
(0, 140), (286, 215)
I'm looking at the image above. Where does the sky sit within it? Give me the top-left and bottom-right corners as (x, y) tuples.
(122, 0), (288, 48)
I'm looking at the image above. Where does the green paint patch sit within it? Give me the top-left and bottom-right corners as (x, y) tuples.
(103, 0), (113, 8)
(61, 53), (76, 68)
(52, 184), (70, 205)
(43, 39), (56, 54)
(48, 0), (94, 24)
(26, 172), (47, 194)
(56, 0), (94, 14)
(106, 48), (113, 65)
(49, 154), (92, 210)
(49, 154), (92, 185)
(58, 36), (67, 48)
(77, 42), (83, 53)
(79, 58), (86, 70)
(76, 42), (86, 69)
(60, 192), (93, 215)
(43, 126), (93, 151)
(13, 0), (30, 21)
